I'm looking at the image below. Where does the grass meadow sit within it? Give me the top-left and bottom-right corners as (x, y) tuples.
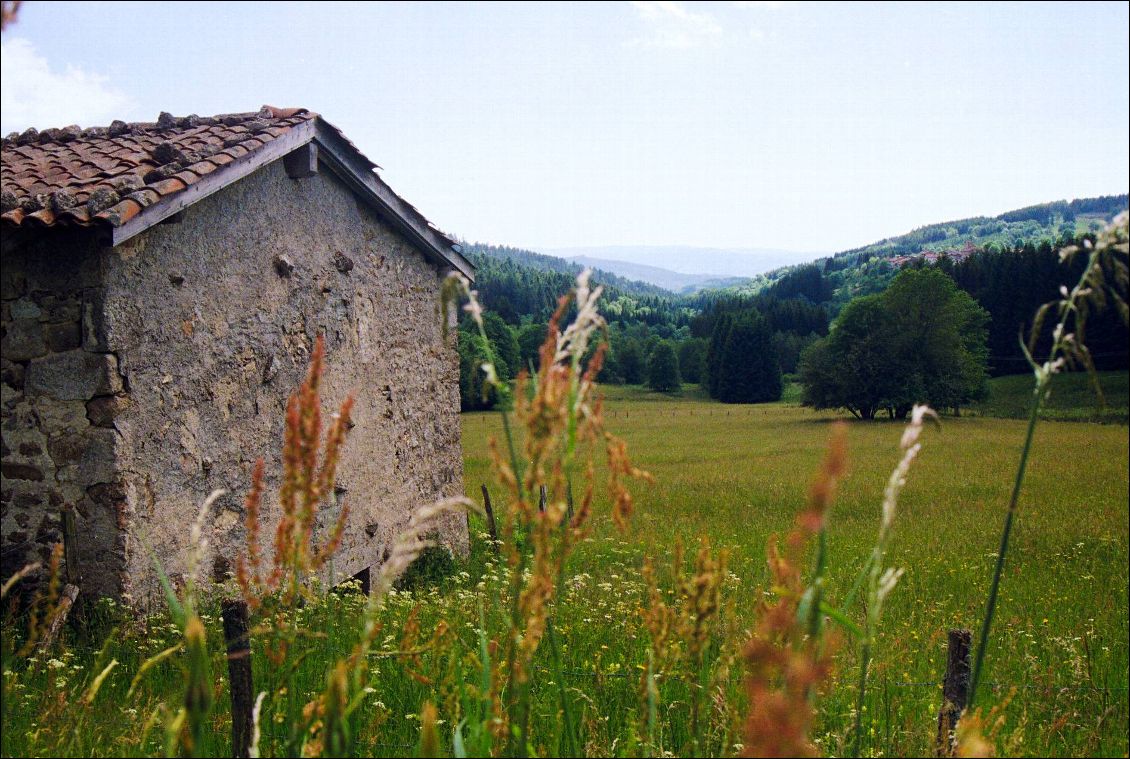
(2, 376), (1127, 757)
(462, 380), (1130, 756)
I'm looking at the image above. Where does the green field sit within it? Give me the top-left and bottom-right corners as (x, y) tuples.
(3, 383), (1127, 757)
(971, 370), (1129, 423)
(461, 384), (1130, 756)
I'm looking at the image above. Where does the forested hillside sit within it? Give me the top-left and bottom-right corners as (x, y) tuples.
(715, 194), (1129, 304)
(458, 195), (1127, 411)
(819, 194), (1128, 304)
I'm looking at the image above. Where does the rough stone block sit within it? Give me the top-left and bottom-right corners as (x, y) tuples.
(18, 442), (42, 456)
(37, 294), (81, 323)
(10, 298), (41, 319)
(48, 433), (86, 467)
(0, 359), (25, 391)
(33, 398), (89, 435)
(81, 289), (109, 352)
(43, 321), (82, 352)
(26, 350), (122, 400)
(86, 395), (130, 428)
(0, 269), (27, 300)
(1, 319), (47, 361)
(1, 462), (44, 481)
(78, 429), (118, 483)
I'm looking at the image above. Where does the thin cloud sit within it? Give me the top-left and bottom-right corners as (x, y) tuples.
(733, 0), (788, 40)
(627, 1), (723, 50)
(1, 37), (137, 133)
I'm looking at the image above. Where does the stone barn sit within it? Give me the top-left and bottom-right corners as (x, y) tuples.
(0, 106), (471, 606)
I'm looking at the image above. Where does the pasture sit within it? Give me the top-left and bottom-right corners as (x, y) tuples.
(461, 382), (1130, 756)
(2, 380), (1127, 757)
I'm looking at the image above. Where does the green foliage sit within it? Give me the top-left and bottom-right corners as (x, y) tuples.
(676, 338), (707, 384)
(711, 311), (782, 403)
(516, 322), (547, 374)
(773, 331), (820, 375)
(799, 269), (990, 418)
(647, 340), (681, 392)
(704, 312), (732, 398)
(481, 312), (520, 381)
(458, 330), (500, 411)
(712, 194), (1130, 315)
(617, 336), (647, 385)
(947, 238), (1128, 375)
(393, 543), (458, 591)
(881, 268), (990, 412)
(766, 263), (834, 303)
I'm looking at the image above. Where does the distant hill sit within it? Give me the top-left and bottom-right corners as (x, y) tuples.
(830, 194), (1128, 268)
(567, 256), (748, 293)
(463, 242), (671, 298)
(544, 245), (822, 280)
(720, 194), (1129, 304)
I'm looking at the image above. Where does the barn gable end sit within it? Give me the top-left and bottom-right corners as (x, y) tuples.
(1, 107), (470, 605)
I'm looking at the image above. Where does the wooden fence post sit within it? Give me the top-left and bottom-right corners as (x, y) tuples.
(62, 509), (80, 585)
(565, 483), (575, 523)
(480, 484), (498, 551)
(538, 485), (547, 513)
(935, 628), (972, 757)
(222, 599), (254, 758)
(37, 509), (83, 653)
(37, 583), (79, 653)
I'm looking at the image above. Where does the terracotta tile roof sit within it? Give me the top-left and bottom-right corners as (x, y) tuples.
(1, 106), (321, 230)
(2, 105), (470, 278)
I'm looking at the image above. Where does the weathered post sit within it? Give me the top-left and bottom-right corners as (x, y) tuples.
(480, 484), (498, 551)
(935, 628), (972, 757)
(222, 599), (254, 758)
(37, 583), (79, 653)
(565, 483), (575, 522)
(538, 484), (547, 513)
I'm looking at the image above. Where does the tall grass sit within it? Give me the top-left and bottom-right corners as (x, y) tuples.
(1, 216), (1126, 758)
(968, 212), (1128, 714)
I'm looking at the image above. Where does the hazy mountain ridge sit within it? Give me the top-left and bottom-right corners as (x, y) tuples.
(461, 242), (672, 298)
(469, 193), (1128, 307)
(566, 256), (748, 293)
(546, 245), (822, 279)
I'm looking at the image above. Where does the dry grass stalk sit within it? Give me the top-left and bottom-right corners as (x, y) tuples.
(237, 335), (353, 611)
(0, 560), (40, 600)
(17, 543), (64, 658)
(640, 535), (730, 754)
(233, 335), (353, 665)
(954, 688), (1017, 758)
(970, 213), (1128, 709)
(740, 424), (847, 758)
(445, 270), (651, 753)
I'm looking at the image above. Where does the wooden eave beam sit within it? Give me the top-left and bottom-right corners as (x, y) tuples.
(312, 121), (474, 281)
(112, 119), (318, 246)
(107, 117), (473, 283)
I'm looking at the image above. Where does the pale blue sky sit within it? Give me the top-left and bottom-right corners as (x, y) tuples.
(2, 1), (1127, 255)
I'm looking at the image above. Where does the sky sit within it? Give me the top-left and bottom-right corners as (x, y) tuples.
(2, 1), (1128, 258)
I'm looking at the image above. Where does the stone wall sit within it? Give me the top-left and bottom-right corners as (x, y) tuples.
(1, 229), (128, 596)
(97, 159), (465, 606)
(2, 158), (467, 606)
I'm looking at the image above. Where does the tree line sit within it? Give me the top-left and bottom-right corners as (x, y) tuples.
(456, 222), (1127, 413)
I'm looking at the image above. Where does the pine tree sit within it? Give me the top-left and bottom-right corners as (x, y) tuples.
(716, 312), (782, 403)
(705, 312), (733, 397)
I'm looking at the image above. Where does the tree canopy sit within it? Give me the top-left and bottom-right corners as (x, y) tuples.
(799, 268), (989, 419)
(647, 341), (681, 392)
